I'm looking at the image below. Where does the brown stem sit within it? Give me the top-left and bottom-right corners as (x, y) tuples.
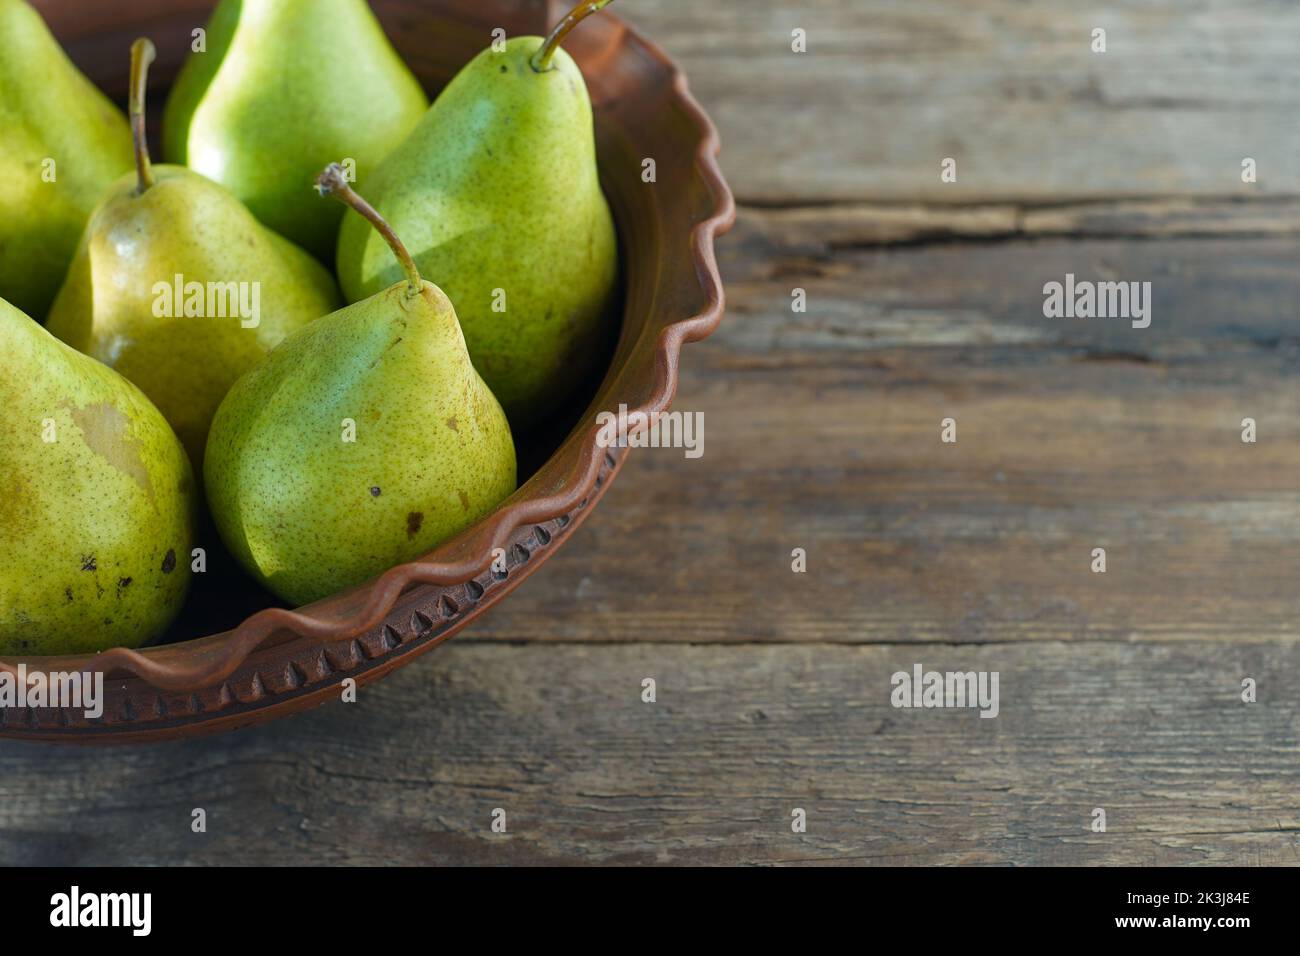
(315, 164), (421, 296)
(530, 0), (615, 72)
(129, 38), (155, 194)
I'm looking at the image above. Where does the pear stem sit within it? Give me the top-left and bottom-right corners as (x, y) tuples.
(530, 0), (615, 72)
(315, 164), (422, 297)
(129, 38), (156, 194)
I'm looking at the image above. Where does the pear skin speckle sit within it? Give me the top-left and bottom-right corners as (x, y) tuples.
(336, 37), (618, 427)
(161, 0), (429, 259)
(0, 299), (196, 655)
(45, 166), (341, 469)
(0, 0), (133, 318)
(204, 280), (516, 606)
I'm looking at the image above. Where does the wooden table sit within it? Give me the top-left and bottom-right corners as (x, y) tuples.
(3, 0), (1299, 866)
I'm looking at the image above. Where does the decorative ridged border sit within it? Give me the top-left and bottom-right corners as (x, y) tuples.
(0, 7), (736, 710)
(1, 449), (625, 735)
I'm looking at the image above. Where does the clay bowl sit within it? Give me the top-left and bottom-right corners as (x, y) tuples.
(1, 0), (733, 742)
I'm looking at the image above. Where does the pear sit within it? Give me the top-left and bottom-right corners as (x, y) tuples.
(47, 40), (341, 468)
(162, 0), (428, 259)
(205, 165), (517, 607)
(336, 0), (620, 426)
(0, 0), (133, 319)
(0, 296), (197, 657)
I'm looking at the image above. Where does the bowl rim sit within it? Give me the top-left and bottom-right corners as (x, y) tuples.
(0, 4), (736, 695)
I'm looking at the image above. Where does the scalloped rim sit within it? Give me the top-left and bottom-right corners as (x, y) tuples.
(0, 12), (736, 694)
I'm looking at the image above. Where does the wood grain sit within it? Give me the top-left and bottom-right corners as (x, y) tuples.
(620, 0), (1300, 204)
(1, 642), (1295, 866)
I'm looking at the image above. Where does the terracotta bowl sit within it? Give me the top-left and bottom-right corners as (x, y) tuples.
(0, 0), (733, 742)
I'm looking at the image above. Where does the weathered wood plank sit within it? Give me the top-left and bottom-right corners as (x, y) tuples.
(619, 0), (1300, 203)
(1, 642), (1295, 865)
(464, 204), (1300, 645)
(744, 197), (1300, 247)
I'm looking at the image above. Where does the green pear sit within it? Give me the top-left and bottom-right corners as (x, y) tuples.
(0, 296), (197, 657)
(336, 1), (620, 425)
(162, 0), (428, 259)
(0, 0), (133, 319)
(205, 165), (517, 607)
(47, 40), (341, 468)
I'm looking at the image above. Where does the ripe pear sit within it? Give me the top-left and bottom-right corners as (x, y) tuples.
(47, 40), (341, 467)
(205, 166), (517, 607)
(336, 1), (620, 425)
(163, 0), (428, 259)
(0, 0), (133, 319)
(0, 296), (197, 657)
